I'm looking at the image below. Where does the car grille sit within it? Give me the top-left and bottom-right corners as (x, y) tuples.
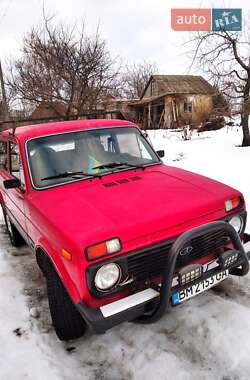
(127, 229), (230, 281)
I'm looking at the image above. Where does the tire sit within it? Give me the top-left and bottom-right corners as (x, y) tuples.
(46, 265), (87, 341)
(1, 204), (24, 247)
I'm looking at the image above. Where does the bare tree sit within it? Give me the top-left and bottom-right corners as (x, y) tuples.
(120, 61), (158, 99)
(189, 28), (250, 146)
(0, 60), (9, 121)
(7, 17), (119, 115)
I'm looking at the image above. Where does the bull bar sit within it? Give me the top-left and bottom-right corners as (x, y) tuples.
(77, 221), (250, 333)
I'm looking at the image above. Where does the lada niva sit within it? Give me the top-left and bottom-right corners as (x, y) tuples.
(0, 119), (250, 340)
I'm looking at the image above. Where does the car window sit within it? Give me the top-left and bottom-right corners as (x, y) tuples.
(10, 143), (25, 185)
(137, 138), (152, 160)
(27, 126), (160, 189)
(47, 141), (75, 152)
(116, 132), (141, 157)
(0, 141), (8, 170)
(100, 134), (116, 153)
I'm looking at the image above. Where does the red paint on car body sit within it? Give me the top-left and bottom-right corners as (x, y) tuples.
(0, 120), (245, 309)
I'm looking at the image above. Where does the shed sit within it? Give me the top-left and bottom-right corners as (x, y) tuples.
(129, 75), (216, 129)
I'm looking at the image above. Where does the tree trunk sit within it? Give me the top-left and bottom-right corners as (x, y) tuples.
(241, 78), (250, 147)
(0, 61), (9, 121)
(241, 116), (250, 146)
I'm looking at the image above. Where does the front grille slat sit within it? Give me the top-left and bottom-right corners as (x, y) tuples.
(127, 229), (231, 281)
(190, 238), (228, 253)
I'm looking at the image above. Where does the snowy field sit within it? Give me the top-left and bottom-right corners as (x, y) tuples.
(1, 126), (250, 380)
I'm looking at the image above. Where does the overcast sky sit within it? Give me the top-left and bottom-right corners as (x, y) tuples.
(0, 0), (249, 75)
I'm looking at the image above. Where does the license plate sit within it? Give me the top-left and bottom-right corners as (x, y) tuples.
(171, 270), (229, 306)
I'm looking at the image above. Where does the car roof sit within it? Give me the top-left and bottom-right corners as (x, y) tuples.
(1, 119), (136, 143)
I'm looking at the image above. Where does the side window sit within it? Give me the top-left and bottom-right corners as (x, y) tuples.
(0, 141), (8, 170)
(10, 143), (25, 185)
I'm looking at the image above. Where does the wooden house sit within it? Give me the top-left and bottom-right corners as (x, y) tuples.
(128, 75), (216, 129)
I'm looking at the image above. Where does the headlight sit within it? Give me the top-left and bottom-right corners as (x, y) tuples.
(94, 263), (121, 291)
(229, 215), (243, 233)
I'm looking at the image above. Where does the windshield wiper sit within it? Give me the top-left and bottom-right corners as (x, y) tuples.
(41, 171), (102, 181)
(92, 162), (145, 171)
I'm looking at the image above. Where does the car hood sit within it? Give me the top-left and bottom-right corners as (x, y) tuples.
(33, 165), (241, 249)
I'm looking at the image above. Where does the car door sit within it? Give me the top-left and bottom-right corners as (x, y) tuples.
(2, 140), (27, 238)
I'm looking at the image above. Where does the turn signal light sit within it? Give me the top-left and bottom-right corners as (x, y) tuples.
(225, 197), (241, 212)
(61, 249), (72, 261)
(86, 238), (121, 260)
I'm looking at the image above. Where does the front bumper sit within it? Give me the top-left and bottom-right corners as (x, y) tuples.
(77, 225), (250, 334)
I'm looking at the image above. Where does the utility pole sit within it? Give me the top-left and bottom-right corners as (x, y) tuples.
(0, 60), (9, 122)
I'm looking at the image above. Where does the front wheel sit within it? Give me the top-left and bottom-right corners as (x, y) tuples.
(46, 266), (87, 341)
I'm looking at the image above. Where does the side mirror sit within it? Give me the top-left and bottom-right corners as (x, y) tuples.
(156, 150), (165, 158)
(3, 178), (21, 189)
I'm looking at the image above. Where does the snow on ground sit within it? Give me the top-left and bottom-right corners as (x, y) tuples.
(1, 126), (250, 380)
(148, 126), (250, 233)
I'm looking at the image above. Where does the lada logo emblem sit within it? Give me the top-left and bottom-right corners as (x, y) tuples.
(180, 246), (193, 256)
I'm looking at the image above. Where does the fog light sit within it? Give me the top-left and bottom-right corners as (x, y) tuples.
(219, 249), (239, 269)
(229, 215), (243, 234)
(178, 264), (203, 286)
(94, 263), (121, 291)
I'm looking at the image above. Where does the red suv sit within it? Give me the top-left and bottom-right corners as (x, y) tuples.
(0, 119), (250, 341)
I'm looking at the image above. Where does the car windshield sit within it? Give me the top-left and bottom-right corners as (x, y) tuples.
(26, 126), (160, 189)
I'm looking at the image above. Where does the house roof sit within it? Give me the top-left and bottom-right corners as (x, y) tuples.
(140, 75), (216, 99)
